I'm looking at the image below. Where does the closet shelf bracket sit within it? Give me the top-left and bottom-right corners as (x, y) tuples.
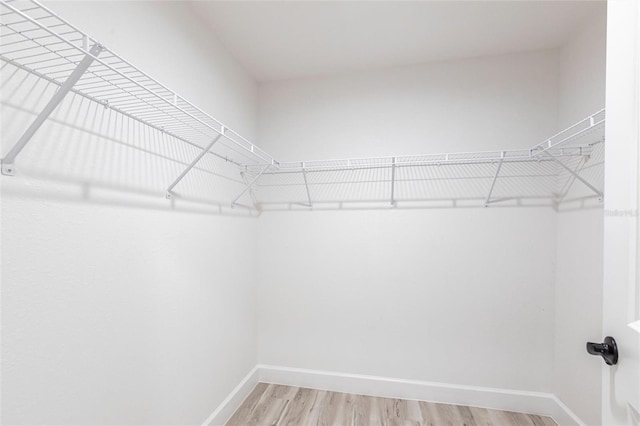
(390, 157), (397, 207)
(484, 153), (505, 207)
(543, 151), (603, 201)
(165, 130), (224, 199)
(1, 40), (103, 176)
(556, 156), (589, 203)
(231, 164), (270, 208)
(302, 162), (313, 208)
(240, 170), (260, 210)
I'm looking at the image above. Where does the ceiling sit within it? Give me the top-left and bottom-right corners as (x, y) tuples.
(189, 1), (605, 83)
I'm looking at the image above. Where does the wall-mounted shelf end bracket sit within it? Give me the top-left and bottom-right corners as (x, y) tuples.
(164, 130), (224, 199)
(543, 151), (603, 200)
(1, 161), (16, 176)
(1, 40), (104, 176)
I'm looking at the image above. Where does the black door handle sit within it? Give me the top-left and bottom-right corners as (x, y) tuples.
(586, 336), (618, 365)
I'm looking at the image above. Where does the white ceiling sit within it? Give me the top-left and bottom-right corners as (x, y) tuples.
(189, 1), (605, 82)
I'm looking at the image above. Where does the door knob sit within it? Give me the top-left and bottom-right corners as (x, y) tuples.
(586, 336), (618, 365)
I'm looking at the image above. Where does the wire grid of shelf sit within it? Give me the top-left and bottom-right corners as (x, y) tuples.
(255, 158), (597, 210)
(256, 110), (605, 176)
(0, 0), (275, 171)
(253, 110), (605, 209)
(0, 0), (606, 210)
(531, 109), (606, 155)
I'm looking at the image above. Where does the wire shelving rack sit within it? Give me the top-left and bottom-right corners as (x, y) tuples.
(0, 0), (606, 211)
(252, 110), (605, 210)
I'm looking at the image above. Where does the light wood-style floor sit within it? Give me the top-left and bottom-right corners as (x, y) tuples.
(225, 383), (557, 426)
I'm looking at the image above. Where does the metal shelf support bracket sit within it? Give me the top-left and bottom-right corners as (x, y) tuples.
(390, 157), (397, 206)
(302, 162), (313, 208)
(484, 153), (505, 207)
(544, 151), (603, 198)
(240, 170), (259, 210)
(165, 130), (223, 199)
(556, 156), (588, 203)
(231, 164), (270, 208)
(1, 41), (104, 176)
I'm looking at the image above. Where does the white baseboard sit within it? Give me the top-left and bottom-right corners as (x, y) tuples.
(257, 364), (585, 426)
(202, 364), (585, 426)
(548, 395), (587, 426)
(202, 366), (259, 426)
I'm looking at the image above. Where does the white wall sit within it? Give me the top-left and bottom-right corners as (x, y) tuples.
(553, 6), (607, 426)
(558, 6), (607, 129)
(1, 2), (259, 424)
(258, 50), (560, 161)
(257, 209), (556, 391)
(257, 51), (560, 393)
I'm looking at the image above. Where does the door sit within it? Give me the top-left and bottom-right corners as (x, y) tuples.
(603, 1), (640, 425)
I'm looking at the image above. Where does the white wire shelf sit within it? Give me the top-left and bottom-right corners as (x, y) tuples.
(0, 0), (605, 210)
(256, 109), (605, 175)
(253, 110), (605, 209)
(265, 147), (593, 174)
(0, 0), (276, 174)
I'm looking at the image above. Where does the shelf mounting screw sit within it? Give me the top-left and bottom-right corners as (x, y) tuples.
(1, 161), (15, 176)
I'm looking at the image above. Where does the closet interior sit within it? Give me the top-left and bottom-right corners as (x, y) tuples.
(1, 1), (631, 426)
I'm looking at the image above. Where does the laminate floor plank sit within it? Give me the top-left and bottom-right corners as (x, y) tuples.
(419, 401), (449, 426)
(351, 394), (370, 426)
(244, 384), (288, 426)
(316, 390), (346, 426)
(487, 410), (534, 426)
(382, 397), (405, 426)
(239, 385), (280, 426)
(303, 390), (328, 426)
(227, 383), (270, 426)
(485, 409), (515, 426)
(436, 403), (467, 426)
(467, 406), (496, 426)
(231, 383), (276, 426)
(529, 415), (554, 426)
(405, 399), (424, 424)
(280, 387), (317, 426)
(224, 384), (558, 426)
(366, 396), (388, 426)
(456, 405), (477, 426)
(507, 411), (537, 426)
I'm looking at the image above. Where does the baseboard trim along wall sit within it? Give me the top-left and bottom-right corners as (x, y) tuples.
(202, 366), (259, 426)
(203, 364), (585, 426)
